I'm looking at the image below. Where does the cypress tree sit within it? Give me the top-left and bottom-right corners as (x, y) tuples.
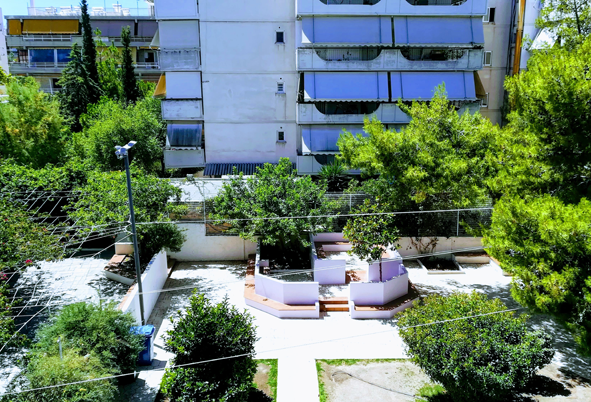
(80, 0), (100, 102)
(120, 26), (140, 103)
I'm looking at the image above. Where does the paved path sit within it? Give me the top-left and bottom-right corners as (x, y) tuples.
(277, 356), (320, 402)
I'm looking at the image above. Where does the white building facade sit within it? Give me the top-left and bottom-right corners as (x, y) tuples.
(155, 0), (488, 174)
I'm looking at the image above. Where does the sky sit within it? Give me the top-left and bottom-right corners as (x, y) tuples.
(1, 0), (150, 17)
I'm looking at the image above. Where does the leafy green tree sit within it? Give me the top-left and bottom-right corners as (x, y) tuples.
(495, 38), (591, 202)
(537, 0), (591, 48)
(397, 292), (554, 401)
(32, 301), (144, 374)
(0, 76), (69, 167)
(96, 33), (123, 101)
(58, 44), (99, 132)
(343, 200), (399, 281)
(79, 97), (166, 175)
(120, 26), (139, 103)
(212, 158), (337, 253)
(80, 0), (100, 102)
(162, 294), (257, 402)
(65, 169), (186, 264)
(317, 159), (351, 192)
(483, 195), (591, 354)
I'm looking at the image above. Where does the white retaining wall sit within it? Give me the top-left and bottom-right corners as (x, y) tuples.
(349, 298), (416, 319)
(254, 272), (319, 305)
(170, 223), (257, 261)
(397, 237), (484, 257)
(309, 233), (346, 285)
(245, 298), (320, 319)
(349, 271), (409, 306)
(119, 250), (169, 324)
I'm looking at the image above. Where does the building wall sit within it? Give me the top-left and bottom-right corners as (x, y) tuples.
(0, 8), (8, 77)
(199, 0), (298, 164)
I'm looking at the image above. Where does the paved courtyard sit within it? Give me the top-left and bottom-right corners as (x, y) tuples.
(134, 259), (591, 401)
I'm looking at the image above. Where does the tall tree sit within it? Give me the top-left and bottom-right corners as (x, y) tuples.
(80, 0), (100, 103)
(538, 0), (591, 48)
(120, 26), (140, 103)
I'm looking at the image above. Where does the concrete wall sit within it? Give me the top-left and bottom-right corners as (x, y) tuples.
(310, 234), (346, 285)
(169, 224), (257, 261)
(349, 272), (409, 305)
(397, 236), (484, 257)
(155, 0), (199, 19)
(119, 250), (168, 324)
(367, 261), (405, 282)
(254, 274), (319, 304)
(296, 0), (487, 16)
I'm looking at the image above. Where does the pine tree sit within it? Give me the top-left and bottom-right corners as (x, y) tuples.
(80, 0), (100, 103)
(120, 26), (140, 103)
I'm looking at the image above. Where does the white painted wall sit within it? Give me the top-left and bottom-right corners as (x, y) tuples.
(166, 72), (202, 99)
(119, 250), (169, 324)
(169, 223), (257, 261)
(397, 236), (484, 257)
(155, 0), (199, 19)
(0, 8), (8, 79)
(159, 20), (200, 49)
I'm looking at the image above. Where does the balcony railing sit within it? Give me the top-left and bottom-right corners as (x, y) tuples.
(27, 6), (154, 17)
(135, 62), (160, 70)
(319, 0), (381, 4)
(9, 61), (68, 69)
(22, 35), (75, 42)
(405, 0), (467, 4)
(160, 49), (201, 71)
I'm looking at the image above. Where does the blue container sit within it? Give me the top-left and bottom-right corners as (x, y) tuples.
(131, 325), (155, 366)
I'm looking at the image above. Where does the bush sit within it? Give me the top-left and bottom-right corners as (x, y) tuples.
(3, 350), (117, 402)
(33, 302), (144, 375)
(397, 292), (554, 401)
(162, 293), (257, 402)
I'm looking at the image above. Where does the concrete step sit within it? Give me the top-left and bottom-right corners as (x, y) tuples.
(319, 297), (349, 305)
(321, 304), (350, 312)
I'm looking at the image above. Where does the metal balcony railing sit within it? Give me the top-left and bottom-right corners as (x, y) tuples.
(27, 6), (154, 17)
(319, 0), (381, 4)
(9, 61), (68, 69)
(135, 62), (160, 69)
(22, 35), (76, 42)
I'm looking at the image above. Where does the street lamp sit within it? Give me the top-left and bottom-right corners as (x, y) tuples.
(115, 141), (145, 325)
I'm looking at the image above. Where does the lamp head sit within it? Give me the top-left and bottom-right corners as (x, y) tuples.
(114, 141), (137, 159)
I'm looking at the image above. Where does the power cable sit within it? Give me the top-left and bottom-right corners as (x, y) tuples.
(331, 371), (416, 399)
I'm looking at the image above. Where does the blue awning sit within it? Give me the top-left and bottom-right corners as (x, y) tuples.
(391, 71), (476, 100)
(304, 72), (389, 101)
(167, 123), (202, 148)
(394, 17), (484, 47)
(302, 125), (367, 154)
(302, 17), (392, 45)
(204, 162), (295, 176)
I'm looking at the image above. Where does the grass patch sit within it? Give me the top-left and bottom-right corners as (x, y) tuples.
(417, 383), (447, 401)
(319, 358), (405, 366)
(316, 360), (328, 402)
(255, 359), (278, 401)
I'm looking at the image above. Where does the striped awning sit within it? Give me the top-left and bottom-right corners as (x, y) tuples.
(204, 162), (295, 176)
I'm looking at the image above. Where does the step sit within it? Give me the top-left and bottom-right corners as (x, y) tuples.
(319, 297), (349, 305)
(321, 304), (350, 312)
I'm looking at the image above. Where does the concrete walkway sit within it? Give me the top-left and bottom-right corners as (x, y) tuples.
(277, 356), (320, 402)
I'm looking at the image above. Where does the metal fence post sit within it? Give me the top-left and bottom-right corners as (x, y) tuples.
(457, 210), (460, 236)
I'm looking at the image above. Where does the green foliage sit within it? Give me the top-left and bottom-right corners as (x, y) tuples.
(58, 44), (102, 132)
(65, 169), (186, 264)
(0, 283), (25, 349)
(96, 37), (123, 101)
(80, 0), (100, 102)
(255, 359), (278, 402)
(212, 158), (337, 250)
(79, 97), (165, 174)
(33, 302), (144, 375)
(483, 195), (591, 354)
(2, 350), (117, 402)
(0, 76), (69, 167)
(495, 38), (591, 202)
(537, 0), (591, 49)
(397, 292), (554, 401)
(120, 26), (139, 103)
(343, 200), (399, 281)
(318, 159), (350, 192)
(162, 294), (257, 402)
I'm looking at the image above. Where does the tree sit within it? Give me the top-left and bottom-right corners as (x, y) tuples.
(397, 292), (554, 401)
(317, 159), (351, 192)
(343, 201), (399, 281)
(212, 158), (337, 254)
(80, 97), (166, 175)
(80, 0), (100, 103)
(162, 294), (257, 402)
(495, 38), (591, 202)
(65, 169), (186, 264)
(0, 76), (69, 167)
(58, 44), (99, 132)
(537, 0), (591, 48)
(96, 34), (123, 101)
(483, 195), (591, 354)
(120, 26), (140, 103)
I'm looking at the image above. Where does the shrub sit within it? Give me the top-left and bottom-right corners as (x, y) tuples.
(162, 293), (257, 402)
(397, 292), (554, 401)
(33, 302), (144, 375)
(4, 350), (117, 402)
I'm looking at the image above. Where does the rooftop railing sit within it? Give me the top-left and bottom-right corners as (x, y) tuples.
(27, 6), (154, 17)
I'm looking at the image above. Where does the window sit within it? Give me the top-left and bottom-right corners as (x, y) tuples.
(483, 7), (495, 23)
(483, 51), (492, 66)
(277, 131), (285, 142)
(276, 31), (285, 44)
(277, 82), (285, 93)
(481, 93), (489, 108)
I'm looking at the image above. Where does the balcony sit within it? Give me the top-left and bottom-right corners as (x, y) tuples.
(155, 0), (199, 20)
(297, 103), (410, 124)
(297, 48), (483, 71)
(8, 61), (68, 74)
(164, 149), (205, 169)
(296, 0), (487, 16)
(6, 35), (82, 47)
(27, 6), (153, 16)
(161, 100), (204, 120)
(159, 49), (201, 71)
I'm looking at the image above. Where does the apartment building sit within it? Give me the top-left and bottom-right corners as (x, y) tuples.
(0, 9), (8, 76)
(4, 5), (159, 93)
(155, 0), (487, 174)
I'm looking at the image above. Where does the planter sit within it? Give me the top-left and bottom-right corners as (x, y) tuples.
(418, 256), (465, 275)
(103, 268), (135, 286)
(349, 271), (409, 306)
(453, 251), (490, 264)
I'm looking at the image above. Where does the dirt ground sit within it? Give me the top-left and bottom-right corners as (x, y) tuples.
(254, 362), (273, 398)
(318, 360), (591, 402)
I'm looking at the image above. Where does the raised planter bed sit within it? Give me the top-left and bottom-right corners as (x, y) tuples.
(418, 256), (465, 275)
(453, 251), (490, 264)
(103, 254), (135, 285)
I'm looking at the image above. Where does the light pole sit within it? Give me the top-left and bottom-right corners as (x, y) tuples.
(115, 141), (145, 325)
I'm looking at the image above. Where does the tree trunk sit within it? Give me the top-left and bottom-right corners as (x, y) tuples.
(379, 258), (383, 282)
